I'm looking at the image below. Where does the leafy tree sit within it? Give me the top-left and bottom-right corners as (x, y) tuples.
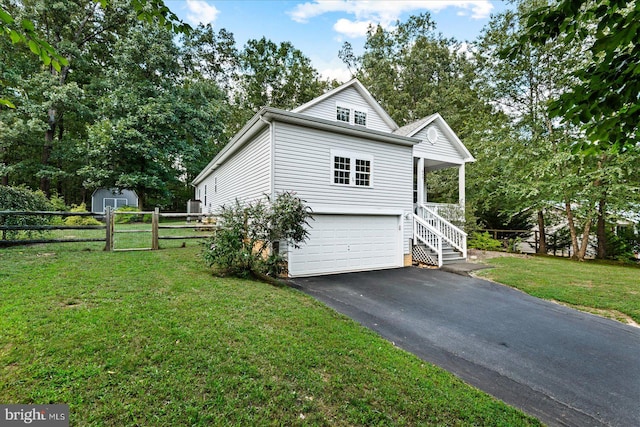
(82, 23), (229, 210)
(475, 1), (640, 260)
(234, 37), (330, 128)
(473, 1), (595, 259)
(339, 13), (487, 134)
(510, 0), (639, 154)
(202, 192), (312, 279)
(182, 24), (239, 93)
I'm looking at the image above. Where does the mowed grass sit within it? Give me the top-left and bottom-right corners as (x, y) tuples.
(477, 255), (640, 325)
(0, 243), (539, 426)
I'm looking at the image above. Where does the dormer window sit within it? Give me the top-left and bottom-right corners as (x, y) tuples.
(336, 106), (350, 123)
(336, 103), (367, 127)
(354, 110), (367, 126)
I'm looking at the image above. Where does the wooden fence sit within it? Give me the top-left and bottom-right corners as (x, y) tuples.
(0, 208), (216, 251)
(478, 228), (574, 257)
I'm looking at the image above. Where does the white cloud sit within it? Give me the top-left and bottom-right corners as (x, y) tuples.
(289, 0), (494, 37)
(320, 65), (353, 83)
(333, 18), (374, 38)
(185, 0), (220, 25)
(312, 56), (353, 83)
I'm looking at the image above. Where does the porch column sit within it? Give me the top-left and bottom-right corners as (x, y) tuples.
(458, 163), (465, 209)
(417, 157), (425, 205)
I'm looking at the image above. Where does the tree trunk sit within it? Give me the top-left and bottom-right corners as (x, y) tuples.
(537, 210), (547, 254)
(0, 145), (7, 185)
(596, 197), (607, 259)
(565, 200), (581, 260)
(138, 192), (145, 211)
(41, 111), (56, 197)
(577, 218), (593, 261)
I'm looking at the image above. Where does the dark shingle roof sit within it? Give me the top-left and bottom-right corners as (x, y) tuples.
(393, 114), (438, 137)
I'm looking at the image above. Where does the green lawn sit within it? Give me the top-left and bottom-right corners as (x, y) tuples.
(477, 255), (640, 325)
(0, 243), (539, 426)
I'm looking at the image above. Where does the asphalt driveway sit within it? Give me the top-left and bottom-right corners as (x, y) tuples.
(292, 267), (640, 427)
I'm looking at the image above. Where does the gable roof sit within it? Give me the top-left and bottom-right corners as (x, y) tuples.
(292, 78), (399, 131)
(191, 106), (417, 186)
(394, 113), (475, 162)
(394, 114), (439, 137)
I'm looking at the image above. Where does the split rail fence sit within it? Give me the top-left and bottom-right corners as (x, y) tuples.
(0, 208), (216, 251)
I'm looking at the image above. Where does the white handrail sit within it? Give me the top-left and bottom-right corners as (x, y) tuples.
(413, 214), (443, 267)
(418, 204), (467, 258)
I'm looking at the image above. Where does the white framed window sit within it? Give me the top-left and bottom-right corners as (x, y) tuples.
(336, 106), (350, 123)
(336, 103), (367, 127)
(331, 150), (373, 187)
(104, 198), (128, 212)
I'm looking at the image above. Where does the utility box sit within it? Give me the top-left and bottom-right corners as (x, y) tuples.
(187, 199), (202, 222)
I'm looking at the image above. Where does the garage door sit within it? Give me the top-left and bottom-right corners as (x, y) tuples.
(288, 214), (403, 277)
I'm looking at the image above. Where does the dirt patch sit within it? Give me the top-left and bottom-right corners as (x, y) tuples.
(467, 249), (530, 263)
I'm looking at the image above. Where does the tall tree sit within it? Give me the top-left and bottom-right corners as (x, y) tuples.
(511, 0), (639, 154)
(476, 1), (640, 260)
(339, 13), (486, 135)
(235, 37), (330, 126)
(3, 0), (133, 197)
(82, 23), (229, 209)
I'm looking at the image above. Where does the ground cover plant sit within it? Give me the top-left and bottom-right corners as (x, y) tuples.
(477, 255), (640, 325)
(0, 243), (540, 426)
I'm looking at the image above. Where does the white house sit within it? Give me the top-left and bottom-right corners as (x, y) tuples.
(192, 79), (474, 277)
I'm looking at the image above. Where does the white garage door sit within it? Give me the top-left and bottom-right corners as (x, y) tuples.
(288, 214), (403, 277)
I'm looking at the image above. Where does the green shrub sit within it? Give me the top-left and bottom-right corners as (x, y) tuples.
(64, 203), (102, 226)
(114, 205), (146, 224)
(468, 231), (503, 251)
(48, 193), (68, 212)
(0, 186), (53, 239)
(202, 192), (312, 278)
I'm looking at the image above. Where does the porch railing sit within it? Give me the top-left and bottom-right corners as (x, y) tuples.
(417, 204), (467, 259)
(422, 202), (465, 224)
(413, 214), (443, 267)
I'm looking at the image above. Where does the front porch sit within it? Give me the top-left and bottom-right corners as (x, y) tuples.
(411, 156), (468, 267)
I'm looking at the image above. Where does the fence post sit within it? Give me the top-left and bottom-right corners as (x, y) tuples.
(104, 207), (112, 251)
(152, 207), (159, 250)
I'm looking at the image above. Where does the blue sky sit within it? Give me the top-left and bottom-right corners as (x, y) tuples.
(167, 1), (510, 82)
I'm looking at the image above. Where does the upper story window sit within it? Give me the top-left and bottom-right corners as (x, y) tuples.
(336, 106), (350, 123)
(331, 150), (373, 187)
(336, 103), (367, 127)
(333, 156), (351, 184)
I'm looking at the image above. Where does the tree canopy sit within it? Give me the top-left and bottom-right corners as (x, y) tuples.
(508, 0), (639, 154)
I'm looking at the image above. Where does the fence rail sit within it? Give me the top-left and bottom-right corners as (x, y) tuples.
(476, 228), (576, 257)
(0, 208), (216, 251)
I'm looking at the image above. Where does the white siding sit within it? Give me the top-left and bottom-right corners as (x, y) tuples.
(298, 87), (393, 133)
(412, 122), (467, 163)
(197, 128), (271, 212)
(272, 122), (413, 253)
